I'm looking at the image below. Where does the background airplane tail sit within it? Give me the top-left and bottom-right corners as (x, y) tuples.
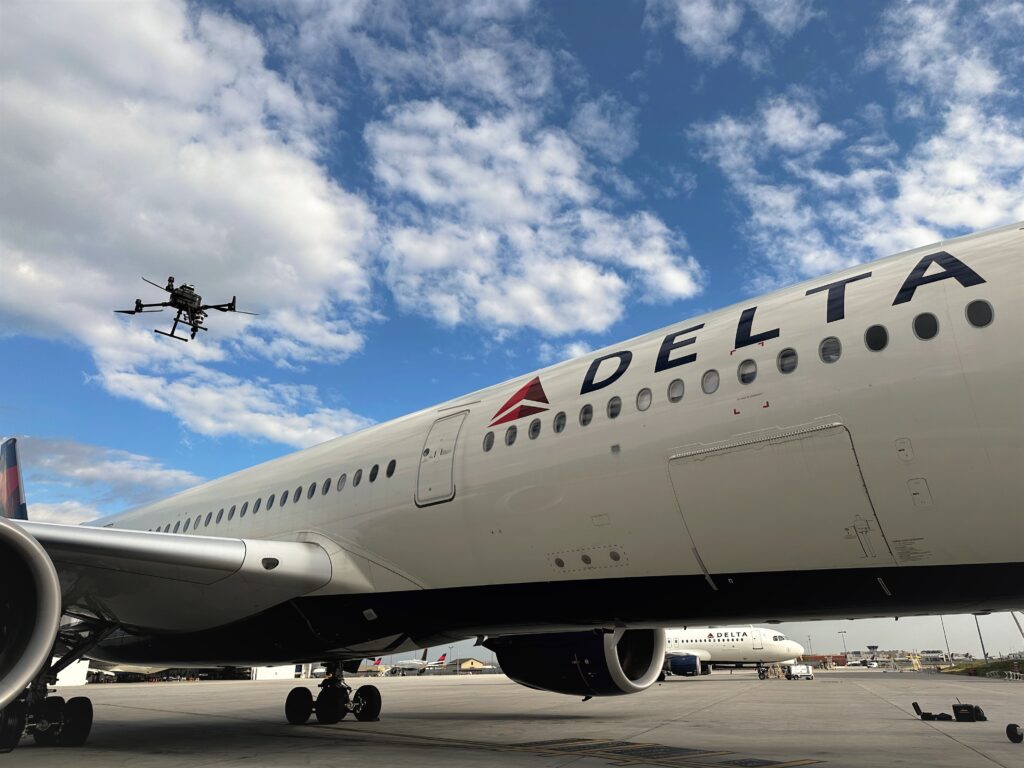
(1, 438), (28, 520)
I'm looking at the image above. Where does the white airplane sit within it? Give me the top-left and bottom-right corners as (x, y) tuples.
(388, 650), (447, 675)
(662, 626), (805, 676)
(1, 222), (1022, 752)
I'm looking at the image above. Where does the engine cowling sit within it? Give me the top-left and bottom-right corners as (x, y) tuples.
(485, 628), (666, 697)
(0, 518), (61, 709)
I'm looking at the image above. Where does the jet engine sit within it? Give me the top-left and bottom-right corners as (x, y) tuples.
(485, 628), (666, 697)
(0, 518), (61, 710)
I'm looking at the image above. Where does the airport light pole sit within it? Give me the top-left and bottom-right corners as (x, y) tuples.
(838, 630), (848, 657)
(939, 615), (953, 665)
(973, 614), (989, 660)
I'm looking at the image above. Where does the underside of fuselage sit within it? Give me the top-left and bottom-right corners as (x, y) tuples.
(89, 560), (1024, 667)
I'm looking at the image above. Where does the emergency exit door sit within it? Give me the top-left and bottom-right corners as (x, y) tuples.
(416, 412), (467, 506)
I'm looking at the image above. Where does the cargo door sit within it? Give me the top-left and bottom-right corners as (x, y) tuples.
(668, 423), (895, 575)
(416, 412), (467, 506)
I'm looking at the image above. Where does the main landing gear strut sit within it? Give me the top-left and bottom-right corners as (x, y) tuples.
(0, 622), (116, 753)
(284, 663), (382, 726)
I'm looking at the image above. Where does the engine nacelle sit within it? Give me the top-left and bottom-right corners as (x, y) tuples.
(485, 628), (666, 697)
(0, 518), (61, 709)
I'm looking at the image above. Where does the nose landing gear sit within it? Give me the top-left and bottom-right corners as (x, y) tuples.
(284, 663), (382, 725)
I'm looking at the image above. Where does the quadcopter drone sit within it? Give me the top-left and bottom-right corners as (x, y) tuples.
(115, 277), (257, 341)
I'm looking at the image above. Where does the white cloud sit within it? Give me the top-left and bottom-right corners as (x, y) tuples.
(693, 1), (1024, 288)
(569, 94), (640, 163)
(9, 435), (208, 520)
(645, 0), (817, 65)
(538, 340), (592, 364)
(646, 0), (745, 63)
(0, 1), (376, 446)
(28, 501), (100, 526)
(367, 101), (702, 335)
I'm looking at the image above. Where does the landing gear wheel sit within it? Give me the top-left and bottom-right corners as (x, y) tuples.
(285, 687), (313, 725)
(1008, 724), (1023, 744)
(0, 701), (26, 752)
(352, 685), (381, 722)
(31, 697), (65, 746)
(315, 687), (347, 724)
(57, 698), (92, 747)
(757, 668), (767, 680)
(657, 671), (666, 683)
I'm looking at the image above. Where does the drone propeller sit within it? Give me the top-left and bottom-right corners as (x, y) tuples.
(115, 309), (163, 314)
(206, 296), (259, 315)
(142, 276), (173, 292)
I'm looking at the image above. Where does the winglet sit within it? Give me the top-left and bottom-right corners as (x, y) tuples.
(1, 438), (28, 520)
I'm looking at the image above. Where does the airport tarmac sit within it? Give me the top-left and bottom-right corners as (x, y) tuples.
(4, 668), (1022, 767)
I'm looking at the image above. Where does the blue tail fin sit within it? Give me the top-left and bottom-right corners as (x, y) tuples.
(1, 438), (28, 520)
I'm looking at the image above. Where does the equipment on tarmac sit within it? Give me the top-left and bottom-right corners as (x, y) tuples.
(1007, 723), (1023, 744)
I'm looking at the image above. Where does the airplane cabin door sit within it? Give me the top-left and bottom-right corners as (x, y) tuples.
(668, 423), (896, 575)
(416, 411), (467, 506)
(752, 629), (764, 651)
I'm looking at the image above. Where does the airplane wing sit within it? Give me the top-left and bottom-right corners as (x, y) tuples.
(15, 520), (333, 632)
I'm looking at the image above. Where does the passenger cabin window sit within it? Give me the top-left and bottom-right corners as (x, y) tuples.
(865, 324), (888, 351)
(253, 498), (261, 514)
(173, 521), (180, 533)
(607, 396), (622, 419)
(737, 359), (756, 385)
(322, 477), (332, 495)
(777, 348), (798, 374)
(579, 404), (593, 426)
(528, 419), (541, 439)
(913, 312), (938, 340)
(553, 412), (567, 433)
(636, 388), (652, 411)
(240, 501), (248, 518)
(667, 379), (684, 402)
(228, 505), (236, 520)
(194, 514), (201, 529)
(966, 299), (993, 327)
(353, 469), (362, 487)
(819, 336), (842, 363)
(183, 518), (191, 532)
(307, 482), (317, 499)
(293, 485), (302, 502)
(505, 425), (517, 446)
(483, 432), (495, 452)
(337, 474), (346, 491)
(216, 508), (224, 523)
(370, 464), (379, 482)
(205, 512), (212, 527)
(387, 459), (397, 477)
(266, 494), (275, 510)
(701, 369), (719, 394)
(280, 489), (289, 507)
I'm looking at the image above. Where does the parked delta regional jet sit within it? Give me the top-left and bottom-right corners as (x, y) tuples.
(388, 650), (447, 675)
(2, 222), (1022, 751)
(662, 626), (804, 676)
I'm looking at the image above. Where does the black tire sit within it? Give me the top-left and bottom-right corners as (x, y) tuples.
(1008, 724), (1023, 744)
(57, 698), (92, 747)
(315, 688), (346, 725)
(0, 701), (26, 752)
(353, 685), (381, 722)
(285, 687), (313, 725)
(31, 697), (65, 747)
(657, 671), (666, 683)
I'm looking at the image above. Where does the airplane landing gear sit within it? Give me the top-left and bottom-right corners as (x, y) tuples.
(0, 621), (113, 753)
(284, 663), (382, 725)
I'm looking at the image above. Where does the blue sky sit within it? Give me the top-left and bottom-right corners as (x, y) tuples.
(2, 0), (1023, 655)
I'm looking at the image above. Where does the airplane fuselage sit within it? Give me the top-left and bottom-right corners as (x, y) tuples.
(89, 223), (1024, 666)
(664, 626), (804, 666)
